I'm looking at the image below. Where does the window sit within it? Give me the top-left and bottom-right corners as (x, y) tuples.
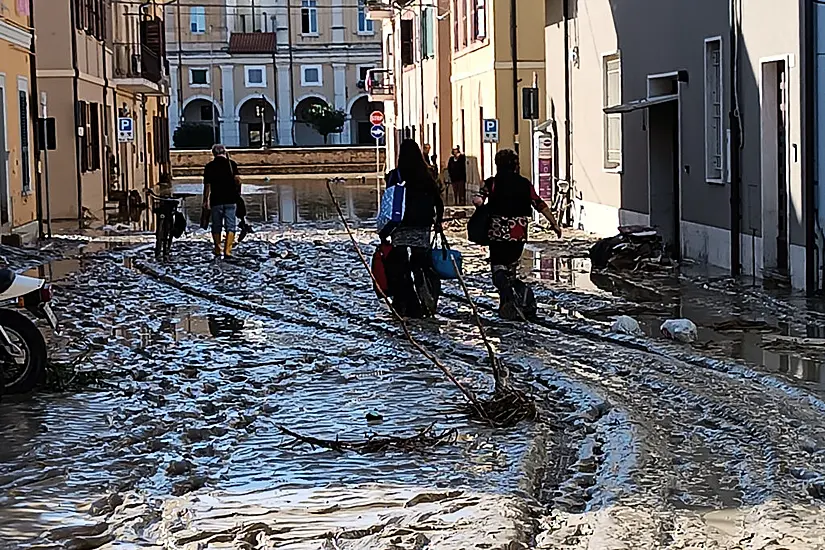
(78, 101), (88, 173)
(190, 68), (209, 87)
(301, 65), (322, 86)
(89, 103), (100, 171)
(77, 101), (100, 173)
(75, 0), (105, 40)
(18, 89), (30, 194)
(200, 104), (214, 121)
(358, 0), (374, 34)
(301, 0), (318, 35)
(190, 6), (206, 34)
(705, 37), (724, 182)
(245, 66), (266, 87)
(472, 0), (486, 41)
(421, 7), (435, 58)
(400, 19), (413, 66)
(460, 0), (468, 48)
(603, 53), (622, 170)
(359, 66), (374, 82)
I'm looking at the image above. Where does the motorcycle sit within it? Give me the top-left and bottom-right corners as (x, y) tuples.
(0, 268), (57, 394)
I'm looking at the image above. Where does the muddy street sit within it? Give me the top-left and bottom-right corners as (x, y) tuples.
(2, 183), (825, 549)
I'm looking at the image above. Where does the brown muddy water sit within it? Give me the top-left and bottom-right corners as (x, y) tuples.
(2, 184), (825, 547)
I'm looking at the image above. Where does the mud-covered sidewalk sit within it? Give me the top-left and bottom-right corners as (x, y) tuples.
(2, 199), (825, 548)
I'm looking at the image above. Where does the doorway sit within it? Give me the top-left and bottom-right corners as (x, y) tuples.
(760, 58), (790, 279)
(0, 77), (9, 228)
(648, 100), (680, 259)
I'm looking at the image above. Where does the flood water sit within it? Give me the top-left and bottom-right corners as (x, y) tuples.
(3, 184), (825, 547)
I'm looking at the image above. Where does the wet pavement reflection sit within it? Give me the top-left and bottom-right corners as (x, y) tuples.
(3, 198), (825, 547)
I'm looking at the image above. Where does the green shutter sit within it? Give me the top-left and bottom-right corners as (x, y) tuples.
(421, 7), (435, 58)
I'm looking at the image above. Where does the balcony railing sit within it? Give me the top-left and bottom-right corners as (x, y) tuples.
(113, 43), (165, 85)
(364, 0), (394, 20)
(366, 68), (395, 102)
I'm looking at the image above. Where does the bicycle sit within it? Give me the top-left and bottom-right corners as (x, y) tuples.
(148, 190), (182, 261)
(551, 179), (574, 228)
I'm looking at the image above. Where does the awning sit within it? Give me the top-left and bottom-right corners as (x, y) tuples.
(603, 94), (678, 114)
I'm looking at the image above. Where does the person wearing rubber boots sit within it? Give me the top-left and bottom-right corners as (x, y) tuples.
(474, 149), (562, 320)
(202, 144), (240, 259)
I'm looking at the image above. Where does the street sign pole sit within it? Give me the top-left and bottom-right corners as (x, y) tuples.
(40, 92), (52, 238)
(370, 117), (385, 211)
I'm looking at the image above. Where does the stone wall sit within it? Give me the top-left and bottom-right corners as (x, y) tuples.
(171, 147), (387, 177)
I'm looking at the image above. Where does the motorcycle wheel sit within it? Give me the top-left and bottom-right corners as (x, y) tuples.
(0, 309), (47, 394)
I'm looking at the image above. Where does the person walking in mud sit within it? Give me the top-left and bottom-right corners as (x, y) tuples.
(474, 149), (563, 320)
(380, 140), (444, 318)
(203, 144), (240, 259)
(447, 146), (467, 205)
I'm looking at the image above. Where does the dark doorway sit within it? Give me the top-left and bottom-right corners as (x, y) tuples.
(648, 100), (680, 259)
(776, 63), (789, 275)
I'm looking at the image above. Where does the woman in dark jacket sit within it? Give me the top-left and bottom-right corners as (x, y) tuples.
(380, 140), (445, 318)
(474, 149), (562, 320)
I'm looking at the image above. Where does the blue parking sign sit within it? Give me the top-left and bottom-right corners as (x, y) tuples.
(117, 117), (134, 142)
(483, 119), (499, 143)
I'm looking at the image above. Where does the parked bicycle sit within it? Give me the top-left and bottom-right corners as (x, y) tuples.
(149, 190), (185, 260)
(551, 179), (574, 228)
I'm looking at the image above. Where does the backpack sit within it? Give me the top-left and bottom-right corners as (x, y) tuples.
(377, 170), (406, 231)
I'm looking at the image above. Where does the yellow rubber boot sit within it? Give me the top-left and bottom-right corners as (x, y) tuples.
(224, 232), (235, 257)
(212, 233), (222, 257)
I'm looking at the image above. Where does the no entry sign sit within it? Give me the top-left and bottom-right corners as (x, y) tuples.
(370, 111), (384, 125)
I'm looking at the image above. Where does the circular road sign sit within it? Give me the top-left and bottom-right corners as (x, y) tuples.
(370, 124), (386, 140)
(370, 111), (384, 125)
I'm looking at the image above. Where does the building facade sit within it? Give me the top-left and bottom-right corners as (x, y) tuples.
(167, 0), (383, 148)
(0, 0), (38, 241)
(370, 0), (546, 201)
(542, 0), (817, 289)
(371, 0), (453, 172)
(34, 0), (170, 223)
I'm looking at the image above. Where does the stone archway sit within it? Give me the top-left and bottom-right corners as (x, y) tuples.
(294, 96), (329, 146)
(180, 98), (221, 145)
(237, 96), (276, 148)
(349, 95), (382, 145)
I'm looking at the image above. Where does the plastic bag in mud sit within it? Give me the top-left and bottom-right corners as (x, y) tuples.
(611, 315), (643, 336)
(660, 319), (697, 343)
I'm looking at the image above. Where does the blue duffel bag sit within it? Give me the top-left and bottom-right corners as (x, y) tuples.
(431, 232), (462, 280)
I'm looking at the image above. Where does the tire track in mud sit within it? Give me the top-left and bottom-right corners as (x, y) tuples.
(131, 236), (825, 544)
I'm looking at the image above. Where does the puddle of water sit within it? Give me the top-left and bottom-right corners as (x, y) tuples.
(171, 179), (379, 225)
(24, 259), (83, 282)
(522, 248), (598, 292)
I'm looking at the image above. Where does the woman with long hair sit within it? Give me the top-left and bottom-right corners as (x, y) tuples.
(380, 140), (444, 318)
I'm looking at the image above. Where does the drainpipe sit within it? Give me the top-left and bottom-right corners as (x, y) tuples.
(510, 0), (519, 154)
(28, 0), (44, 240)
(562, 0), (572, 187)
(805, 0), (817, 292)
(142, 94), (149, 188)
(271, 14), (279, 144)
(286, 0), (296, 143)
(70, 0), (83, 227)
(729, 0), (741, 277)
(102, 1), (115, 204)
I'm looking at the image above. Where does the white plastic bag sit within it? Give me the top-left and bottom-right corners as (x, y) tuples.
(611, 315), (643, 336)
(660, 319), (698, 343)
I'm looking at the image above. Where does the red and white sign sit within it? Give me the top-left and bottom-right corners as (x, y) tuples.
(370, 111), (384, 125)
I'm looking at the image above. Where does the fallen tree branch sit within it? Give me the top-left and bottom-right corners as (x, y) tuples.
(448, 253), (506, 390)
(325, 178), (489, 424)
(277, 423), (457, 453)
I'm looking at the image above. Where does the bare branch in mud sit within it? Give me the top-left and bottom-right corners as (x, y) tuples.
(324, 179), (490, 424)
(276, 423), (457, 453)
(449, 255), (506, 390)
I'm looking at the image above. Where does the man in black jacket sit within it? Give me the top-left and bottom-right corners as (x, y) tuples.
(447, 146), (467, 205)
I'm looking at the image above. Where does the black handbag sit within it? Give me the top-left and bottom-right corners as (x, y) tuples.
(199, 207), (211, 230)
(467, 203), (491, 245)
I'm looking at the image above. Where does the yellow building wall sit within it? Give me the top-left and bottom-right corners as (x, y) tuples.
(0, 13), (37, 233)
